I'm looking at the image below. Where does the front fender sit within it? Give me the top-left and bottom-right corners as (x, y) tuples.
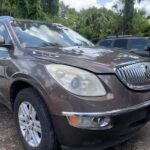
(9, 73), (54, 114)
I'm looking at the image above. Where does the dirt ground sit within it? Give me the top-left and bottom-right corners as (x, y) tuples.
(0, 103), (150, 150)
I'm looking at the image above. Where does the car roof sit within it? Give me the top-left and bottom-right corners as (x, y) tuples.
(0, 16), (14, 21)
(0, 16), (45, 23)
(0, 16), (48, 23)
(0, 16), (65, 29)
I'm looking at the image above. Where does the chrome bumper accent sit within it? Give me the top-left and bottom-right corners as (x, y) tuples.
(62, 100), (150, 117)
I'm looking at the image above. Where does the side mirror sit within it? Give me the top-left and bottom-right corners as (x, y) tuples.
(0, 35), (5, 45)
(144, 46), (150, 52)
(0, 35), (13, 50)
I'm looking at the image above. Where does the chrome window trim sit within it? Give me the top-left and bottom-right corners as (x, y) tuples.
(62, 100), (150, 117)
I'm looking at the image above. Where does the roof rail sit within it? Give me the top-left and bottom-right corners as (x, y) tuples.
(107, 35), (134, 38)
(52, 23), (64, 27)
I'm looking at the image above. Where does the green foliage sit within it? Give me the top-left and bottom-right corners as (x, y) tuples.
(133, 12), (150, 36)
(57, 4), (150, 42)
(0, 0), (59, 19)
(74, 7), (119, 41)
(110, 0), (150, 37)
(41, 0), (59, 15)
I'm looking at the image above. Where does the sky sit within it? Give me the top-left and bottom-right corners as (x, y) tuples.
(137, 0), (150, 16)
(60, 0), (150, 16)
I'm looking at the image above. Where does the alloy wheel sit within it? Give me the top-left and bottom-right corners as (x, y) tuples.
(18, 102), (42, 147)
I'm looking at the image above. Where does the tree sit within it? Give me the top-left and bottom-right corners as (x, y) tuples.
(0, 0), (59, 19)
(115, 0), (146, 35)
(0, 0), (14, 15)
(74, 7), (119, 42)
(41, 0), (59, 15)
(133, 11), (150, 36)
(12, 0), (43, 19)
(123, 0), (135, 34)
(59, 1), (76, 18)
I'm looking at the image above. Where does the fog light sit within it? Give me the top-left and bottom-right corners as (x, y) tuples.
(67, 115), (112, 130)
(98, 117), (111, 128)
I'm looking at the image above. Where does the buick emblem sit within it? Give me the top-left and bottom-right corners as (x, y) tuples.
(145, 65), (150, 79)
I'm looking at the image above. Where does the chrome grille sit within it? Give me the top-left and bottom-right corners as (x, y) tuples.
(115, 62), (150, 90)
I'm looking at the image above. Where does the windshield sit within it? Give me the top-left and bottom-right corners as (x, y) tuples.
(11, 20), (94, 48)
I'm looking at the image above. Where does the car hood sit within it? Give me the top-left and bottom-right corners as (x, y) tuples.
(27, 46), (145, 73)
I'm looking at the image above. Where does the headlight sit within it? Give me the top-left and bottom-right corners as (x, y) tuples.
(45, 64), (106, 97)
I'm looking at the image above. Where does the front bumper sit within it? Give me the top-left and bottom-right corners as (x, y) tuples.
(47, 74), (150, 149)
(52, 102), (150, 149)
(61, 130), (138, 150)
(62, 99), (150, 117)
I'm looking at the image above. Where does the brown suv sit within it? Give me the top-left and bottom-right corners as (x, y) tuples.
(0, 16), (150, 150)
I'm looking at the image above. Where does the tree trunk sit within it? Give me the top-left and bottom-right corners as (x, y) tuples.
(122, 0), (135, 34)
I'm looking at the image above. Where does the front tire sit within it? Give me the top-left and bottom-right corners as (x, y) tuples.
(14, 87), (59, 150)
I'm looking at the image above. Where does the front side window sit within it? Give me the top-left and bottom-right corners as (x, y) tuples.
(99, 40), (113, 48)
(11, 20), (94, 48)
(113, 39), (128, 49)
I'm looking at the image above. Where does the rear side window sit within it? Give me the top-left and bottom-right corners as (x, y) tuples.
(130, 39), (147, 50)
(113, 39), (128, 49)
(99, 40), (113, 47)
